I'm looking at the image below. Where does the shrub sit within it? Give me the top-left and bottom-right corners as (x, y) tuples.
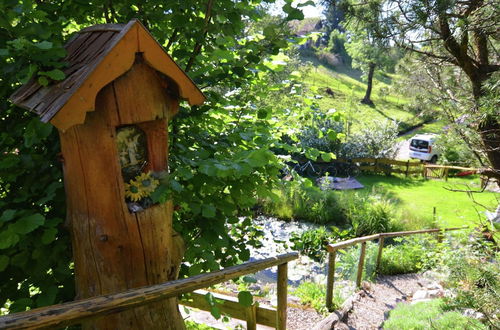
(338, 192), (399, 236)
(336, 242), (378, 282)
(339, 120), (399, 159)
(290, 226), (354, 262)
(293, 281), (344, 314)
(262, 178), (345, 224)
(384, 299), (488, 330)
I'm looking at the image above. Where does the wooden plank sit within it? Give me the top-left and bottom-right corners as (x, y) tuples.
(356, 242), (367, 288)
(359, 165), (376, 171)
(0, 253), (297, 330)
(325, 251), (337, 311)
(180, 290), (276, 328)
(376, 237), (385, 271)
(277, 263), (288, 330)
(379, 227), (467, 238)
(327, 234), (380, 252)
(246, 304), (257, 330)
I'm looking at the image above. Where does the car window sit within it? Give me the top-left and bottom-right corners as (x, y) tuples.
(410, 139), (429, 149)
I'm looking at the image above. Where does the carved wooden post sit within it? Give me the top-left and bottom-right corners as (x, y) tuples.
(10, 20), (205, 329)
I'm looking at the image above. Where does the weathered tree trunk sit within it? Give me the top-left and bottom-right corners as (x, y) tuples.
(361, 62), (375, 106)
(59, 62), (185, 329)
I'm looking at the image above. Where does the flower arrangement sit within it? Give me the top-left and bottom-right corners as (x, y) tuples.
(124, 171), (161, 212)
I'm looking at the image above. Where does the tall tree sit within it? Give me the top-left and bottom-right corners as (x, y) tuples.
(386, 0), (500, 174)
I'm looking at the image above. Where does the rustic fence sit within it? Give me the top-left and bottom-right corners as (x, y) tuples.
(319, 158), (480, 180)
(0, 253), (298, 330)
(324, 227), (468, 310)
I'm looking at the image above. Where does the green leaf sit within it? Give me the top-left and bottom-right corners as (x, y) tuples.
(0, 209), (16, 223)
(327, 130), (337, 141)
(40, 69), (65, 81)
(38, 76), (49, 86)
(41, 228), (58, 244)
(202, 204), (216, 218)
(238, 291), (253, 307)
(0, 48), (9, 56)
(24, 118), (53, 147)
(257, 109), (268, 119)
(10, 213), (44, 234)
(0, 230), (19, 249)
(321, 152), (333, 162)
(0, 255), (9, 271)
(242, 275), (257, 283)
(36, 286), (58, 307)
(35, 41), (53, 49)
(150, 184), (169, 203)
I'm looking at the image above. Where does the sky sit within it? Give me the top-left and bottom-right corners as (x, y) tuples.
(269, 0), (325, 18)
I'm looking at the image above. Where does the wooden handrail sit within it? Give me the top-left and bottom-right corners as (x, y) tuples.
(325, 227), (468, 310)
(0, 253), (298, 330)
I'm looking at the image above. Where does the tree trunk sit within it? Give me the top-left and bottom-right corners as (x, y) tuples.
(361, 62), (375, 106)
(59, 63), (186, 329)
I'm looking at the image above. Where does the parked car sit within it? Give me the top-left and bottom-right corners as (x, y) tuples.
(409, 133), (439, 163)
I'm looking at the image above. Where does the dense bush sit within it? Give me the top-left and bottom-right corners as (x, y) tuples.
(338, 192), (400, 236)
(338, 120), (399, 159)
(262, 177), (345, 224)
(290, 226), (354, 262)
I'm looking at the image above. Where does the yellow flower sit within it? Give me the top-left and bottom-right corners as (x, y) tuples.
(125, 181), (147, 202)
(135, 171), (159, 193)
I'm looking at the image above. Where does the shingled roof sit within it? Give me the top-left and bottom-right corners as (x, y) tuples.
(10, 19), (205, 131)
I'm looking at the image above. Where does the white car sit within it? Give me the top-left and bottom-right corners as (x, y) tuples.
(409, 134), (439, 163)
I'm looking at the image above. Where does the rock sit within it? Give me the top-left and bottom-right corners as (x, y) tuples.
(463, 308), (486, 321)
(426, 281), (442, 290)
(411, 298), (433, 305)
(427, 289), (444, 298)
(412, 289), (429, 300)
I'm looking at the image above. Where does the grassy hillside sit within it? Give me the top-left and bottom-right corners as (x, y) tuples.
(300, 54), (427, 133)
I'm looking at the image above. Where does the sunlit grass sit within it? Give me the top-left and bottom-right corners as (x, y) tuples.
(355, 174), (499, 228)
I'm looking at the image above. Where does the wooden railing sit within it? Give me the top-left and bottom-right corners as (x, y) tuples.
(324, 227), (468, 310)
(0, 253), (298, 330)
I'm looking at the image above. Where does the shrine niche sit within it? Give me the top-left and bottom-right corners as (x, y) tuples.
(10, 19), (205, 329)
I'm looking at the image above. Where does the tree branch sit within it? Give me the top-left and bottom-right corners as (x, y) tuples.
(185, 0), (214, 73)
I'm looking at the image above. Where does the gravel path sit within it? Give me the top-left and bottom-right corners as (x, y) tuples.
(341, 274), (425, 329)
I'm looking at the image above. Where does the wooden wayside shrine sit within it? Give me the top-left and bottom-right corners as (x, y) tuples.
(10, 20), (205, 329)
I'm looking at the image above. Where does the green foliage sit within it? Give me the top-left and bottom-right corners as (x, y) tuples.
(336, 242), (378, 282)
(378, 235), (443, 275)
(440, 234), (499, 328)
(262, 178), (345, 224)
(294, 281), (337, 314)
(0, 0), (314, 314)
(338, 192), (399, 236)
(185, 320), (218, 330)
(383, 299), (488, 330)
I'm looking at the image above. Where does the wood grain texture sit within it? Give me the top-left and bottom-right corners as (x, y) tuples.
(277, 263), (288, 330)
(58, 62), (184, 329)
(325, 251), (337, 311)
(180, 290), (277, 328)
(356, 242), (367, 288)
(0, 253), (298, 329)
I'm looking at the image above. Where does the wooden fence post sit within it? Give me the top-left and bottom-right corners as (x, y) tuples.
(325, 251), (337, 311)
(245, 304), (257, 330)
(405, 160), (410, 177)
(356, 242), (367, 288)
(376, 237), (385, 272)
(277, 263), (288, 330)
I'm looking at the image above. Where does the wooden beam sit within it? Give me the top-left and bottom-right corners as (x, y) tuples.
(327, 234), (380, 252)
(325, 251), (337, 311)
(356, 242), (367, 288)
(277, 263), (288, 330)
(0, 253), (297, 330)
(180, 290), (276, 328)
(376, 237), (385, 272)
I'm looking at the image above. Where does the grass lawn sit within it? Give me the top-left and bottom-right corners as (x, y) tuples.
(354, 174), (499, 228)
(301, 57), (419, 131)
